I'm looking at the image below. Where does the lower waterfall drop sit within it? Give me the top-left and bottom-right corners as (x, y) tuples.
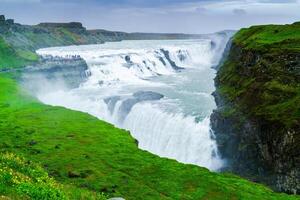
(122, 103), (222, 171)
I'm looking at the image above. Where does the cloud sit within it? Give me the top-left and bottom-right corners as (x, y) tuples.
(1, 0), (298, 6)
(195, 7), (207, 13)
(257, 0), (298, 3)
(233, 8), (247, 15)
(40, 0), (207, 7)
(0, 0), (40, 2)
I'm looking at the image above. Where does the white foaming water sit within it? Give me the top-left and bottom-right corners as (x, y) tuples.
(36, 33), (231, 171)
(123, 103), (220, 169)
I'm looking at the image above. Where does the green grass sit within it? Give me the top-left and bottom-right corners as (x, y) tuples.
(0, 73), (299, 199)
(0, 37), (38, 69)
(0, 152), (67, 200)
(15, 50), (39, 62)
(57, 28), (83, 43)
(234, 22), (300, 51)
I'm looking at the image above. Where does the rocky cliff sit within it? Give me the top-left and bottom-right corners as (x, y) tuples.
(211, 23), (300, 194)
(21, 55), (89, 90)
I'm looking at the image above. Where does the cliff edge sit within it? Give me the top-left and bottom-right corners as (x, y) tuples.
(211, 22), (300, 194)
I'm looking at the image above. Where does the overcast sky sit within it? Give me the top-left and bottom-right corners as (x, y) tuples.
(0, 0), (300, 33)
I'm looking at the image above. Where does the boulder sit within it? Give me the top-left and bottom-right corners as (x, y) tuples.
(6, 19), (14, 25)
(68, 171), (81, 178)
(28, 140), (37, 146)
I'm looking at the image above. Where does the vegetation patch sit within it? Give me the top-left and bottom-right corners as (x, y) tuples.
(234, 23), (300, 52)
(0, 37), (38, 69)
(0, 152), (108, 200)
(0, 152), (66, 199)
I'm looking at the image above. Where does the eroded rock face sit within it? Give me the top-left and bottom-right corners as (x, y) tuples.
(21, 55), (89, 91)
(211, 107), (300, 194)
(160, 49), (183, 71)
(211, 43), (300, 194)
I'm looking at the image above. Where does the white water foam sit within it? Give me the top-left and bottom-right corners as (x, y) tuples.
(123, 103), (222, 170)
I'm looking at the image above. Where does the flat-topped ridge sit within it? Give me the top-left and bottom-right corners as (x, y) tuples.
(37, 22), (84, 29)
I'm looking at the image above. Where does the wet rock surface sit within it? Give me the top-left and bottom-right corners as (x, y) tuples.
(21, 55), (89, 89)
(116, 91), (164, 122)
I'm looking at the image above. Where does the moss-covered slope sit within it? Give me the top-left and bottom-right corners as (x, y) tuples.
(212, 22), (300, 194)
(0, 37), (38, 69)
(220, 23), (300, 125)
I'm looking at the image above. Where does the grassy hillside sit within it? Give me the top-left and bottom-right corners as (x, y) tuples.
(0, 37), (38, 69)
(233, 22), (300, 51)
(0, 73), (298, 199)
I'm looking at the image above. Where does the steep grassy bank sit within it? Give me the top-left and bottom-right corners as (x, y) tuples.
(0, 37), (38, 69)
(211, 22), (300, 194)
(0, 73), (298, 199)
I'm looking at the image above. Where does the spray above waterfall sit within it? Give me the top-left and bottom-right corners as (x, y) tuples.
(34, 32), (232, 171)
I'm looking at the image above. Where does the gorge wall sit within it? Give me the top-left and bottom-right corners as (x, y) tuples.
(211, 23), (300, 194)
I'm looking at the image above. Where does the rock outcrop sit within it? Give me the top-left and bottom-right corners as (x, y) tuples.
(21, 55), (89, 90)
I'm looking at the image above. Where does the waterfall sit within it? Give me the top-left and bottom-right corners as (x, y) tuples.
(35, 32), (232, 171)
(123, 103), (223, 170)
